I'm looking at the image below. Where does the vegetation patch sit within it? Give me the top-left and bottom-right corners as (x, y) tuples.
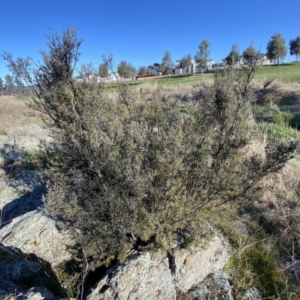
(255, 63), (300, 83)
(258, 122), (300, 149)
(203, 206), (300, 299)
(3, 27), (299, 298)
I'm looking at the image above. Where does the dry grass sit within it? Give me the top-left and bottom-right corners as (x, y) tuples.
(254, 80), (300, 107)
(245, 158), (300, 263)
(0, 96), (43, 134)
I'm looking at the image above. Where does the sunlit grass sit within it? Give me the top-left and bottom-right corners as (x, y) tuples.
(254, 63), (300, 83)
(258, 122), (300, 152)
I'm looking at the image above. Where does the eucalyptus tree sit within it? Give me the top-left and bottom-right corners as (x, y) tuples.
(160, 51), (174, 75)
(225, 44), (240, 67)
(266, 33), (287, 66)
(290, 36), (300, 61)
(195, 39), (209, 74)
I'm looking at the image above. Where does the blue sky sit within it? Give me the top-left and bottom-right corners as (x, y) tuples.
(1, 0), (300, 80)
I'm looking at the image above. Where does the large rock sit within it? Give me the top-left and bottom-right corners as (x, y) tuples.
(0, 210), (73, 269)
(86, 231), (232, 300)
(86, 251), (176, 300)
(0, 249), (64, 300)
(173, 234), (232, 291)
(0, 171), (47, 226)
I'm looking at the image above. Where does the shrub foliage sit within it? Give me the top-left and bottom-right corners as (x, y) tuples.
(3, 28), (297, 269)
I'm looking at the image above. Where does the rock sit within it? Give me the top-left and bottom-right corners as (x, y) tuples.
(0, 255), (58, 300)
(241, 287), (262, 300)
(86, 232), (232, 300)
(0, 260), (43, 284)
(0, 281), (23, 300)
(0, 176), (32, 211)
(0, 210), (73, 269)
(173, 234), (232, 291)
(232, 220), (252, 235)
(0, 171), (47, 226)
(188, 272), (234, 300)
(86, 251), (176, 300)
(0, 285), (59, 300)
(16, 286), (56, 300)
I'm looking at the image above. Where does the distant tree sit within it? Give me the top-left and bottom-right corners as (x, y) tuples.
(225, 44), (240, 67)
(138, 66), (147, 76)
(195, 39), (209, 74)
(242, 45), (260, 66)
(77, 63), (98, 82)
(266, 33), (287, 67)
(160, 51), (174, 75)
(118, 61), (136, 78)
(290, 36), (300, 61)
(98, 63), (108, 78)
(0, 77), (3, 94)
(179, 54), (192, 72)
(5, 74), (14, 95)
(153, 62), (160, 69)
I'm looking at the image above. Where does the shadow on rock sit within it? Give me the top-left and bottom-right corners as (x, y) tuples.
(0, 243), (66, 298)
(0, 184), (46, 228)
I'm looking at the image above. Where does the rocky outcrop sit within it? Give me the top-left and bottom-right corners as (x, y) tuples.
(0, 168), (73, 270)
(87, 251), (176, 300)
(0, 209), (73, 269)
(173, 234), (232, 292)
(0, 246), (65, 300)
(0, 171), (47, 226)
(0, 125), (72, 270)
(86, 231), (232, 300)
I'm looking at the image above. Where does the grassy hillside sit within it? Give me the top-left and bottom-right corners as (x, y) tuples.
(105, 63), (300, 92)
(105, 73), (213, 92)
(255, 62), (300, 83)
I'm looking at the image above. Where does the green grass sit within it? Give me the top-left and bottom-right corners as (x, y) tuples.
(103, 73), (213, 92)
(148, 73), (213, 86)
(201, 207), (300, 299)
(103, 63), (300, 92)
(254, 62), (300, 83)
(258, 122), (300, 152)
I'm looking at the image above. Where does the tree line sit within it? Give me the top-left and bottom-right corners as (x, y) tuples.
(2, 33), (300, 91)
(118, 33), (300, 78)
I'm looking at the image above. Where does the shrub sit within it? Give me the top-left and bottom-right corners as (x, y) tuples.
(4, 28), (297, 272)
